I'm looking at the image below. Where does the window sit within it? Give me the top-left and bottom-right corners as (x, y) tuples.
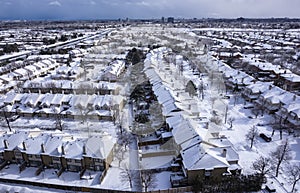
(205, 170), (212, 176)
(15, 152), (22, 157)
(36, 155), (41, 159)
(94, 158), (102, 163)
(75, 159), (81, 164)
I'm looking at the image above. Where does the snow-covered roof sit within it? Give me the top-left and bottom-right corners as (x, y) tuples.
(43, 135), (63, 156)
(280, 73), (300, 83)
(260, 86), (284, 100)
(172, 119), (200, 147)
(41, 93), (55, 107)
(64, 138), (86, 159)
(181, 144), (228, 170)
(245, 81), (273, 94)
(85, 135), (115, 159)
(20, 133), (49, 154)
(1, 131), (29, 151)
(24, 93), (44, 107)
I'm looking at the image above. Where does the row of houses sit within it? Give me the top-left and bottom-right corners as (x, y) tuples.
(0, 59), (59, 83)
(22, 80), (120, 95)
(212, 50), (300, 94)
(1, 92), (124, 121)
(218, 61), (300, 128)
(143, 47), (241, 186)
(0, 130), (115, 178)
(200, 29), (300, 93)
(243, 58), (300, 92)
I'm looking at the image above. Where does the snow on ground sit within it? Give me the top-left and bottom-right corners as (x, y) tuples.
(0, 183), (71, 193)
(221, 95), (300, 193)
(2, 117), (117, 138)
(0, 162), (130, 192)
(0, 164), (99, 187)
(154, 171), (172, 190)
(98, 166), (130, 191)
(141, 155), (174, 170)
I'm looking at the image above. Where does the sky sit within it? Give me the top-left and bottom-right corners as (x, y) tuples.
(0, 0), (299, 20)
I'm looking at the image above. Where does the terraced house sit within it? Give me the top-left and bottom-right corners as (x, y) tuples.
(0, 131), (115, 179)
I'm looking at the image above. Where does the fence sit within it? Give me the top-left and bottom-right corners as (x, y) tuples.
(0, 177), (193, 193)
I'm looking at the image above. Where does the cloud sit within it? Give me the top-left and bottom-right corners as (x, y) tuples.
(49, 1), (61, 7)
(0, 0), (300, 20)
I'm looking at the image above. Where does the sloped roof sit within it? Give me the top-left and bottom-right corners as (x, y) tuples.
(2, 131), (29, 151)
(20, 133), (49, 154)
(85, 135), (115, 159)
(64, 138), (86, 159)
(44, 135), (63, 155)
(246, 81), (272, 94)
(172, 119), (200, 146)
(181, 144), (229, 170)
(280, 73), (300, 83)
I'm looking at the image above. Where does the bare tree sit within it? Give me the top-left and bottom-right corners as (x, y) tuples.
(198, 80), (205, 100)
(271, 139), (292, 177)
(51, 107), (63, 131)
(245, 126), (258, 149)
(210, 116), (222, 125)
(252, 105), (264, 118)
(227, 116), (235, 129)
(141, 169), (157, 192)
(120, 163), (138, 190)
(55, 113), (63, 131)
(114, 145), (125, 167)
(1, 107), (12, 132)
(251, 156), (274, 177)
(252, 109), (260, 119)
(287, 163), (300, 193)
(119, 131), (133, 150)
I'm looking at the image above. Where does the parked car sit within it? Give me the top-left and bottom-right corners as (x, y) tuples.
(243, 104), (254, 109)
(260, 133), (272, 142)
(265, 183), (276, 192)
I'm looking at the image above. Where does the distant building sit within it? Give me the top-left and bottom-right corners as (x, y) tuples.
(167, 17), (175, 23)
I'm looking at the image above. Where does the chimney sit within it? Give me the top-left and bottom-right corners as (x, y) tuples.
(61, 145), (65, 155)
(221, 149), (227, 157)
(3, 140), (8, 149)
(22, 141), (26, 151)
(83, 145), (86, 155)
(293, 95), (297, 101)
(41, 143), (45, 153)
(269, 85), (273, 90)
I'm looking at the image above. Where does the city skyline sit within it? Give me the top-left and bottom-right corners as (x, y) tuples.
(0, 0), (300, 20)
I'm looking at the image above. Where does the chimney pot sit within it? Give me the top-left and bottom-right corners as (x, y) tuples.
(61, 145), (65, 155)
(222, 148), (227, 157)
(22, 141), (26, 151)
(3, 140), (8, 149)
(83, 145), (86, 155)
(41, 143), (45, 153)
